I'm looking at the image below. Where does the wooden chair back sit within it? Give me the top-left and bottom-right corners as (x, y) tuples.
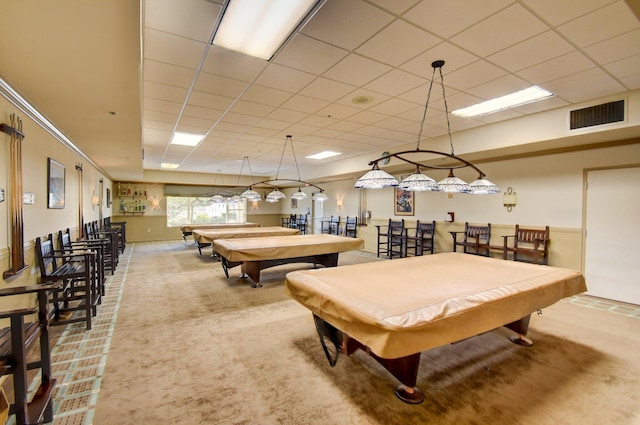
(504, 225), (550, 264)
(344, 217), (358, 238)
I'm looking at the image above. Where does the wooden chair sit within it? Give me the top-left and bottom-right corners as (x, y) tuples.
(103, 216), (126, 252)
(343, 217), (358, 238)
(376, 219), (405, 259)
(503, 225), (550, 265)
(0, 283), (59, 425)
(35, 235), (97, 330)
(321, 216), (340, 235)
(296, 214), (308, 234)
(84, 221), (119, 271)
(450, 222), (491, 256)
(405, 220), (436, 256)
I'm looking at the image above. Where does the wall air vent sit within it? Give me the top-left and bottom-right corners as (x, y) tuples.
(570, 100), (625, 130)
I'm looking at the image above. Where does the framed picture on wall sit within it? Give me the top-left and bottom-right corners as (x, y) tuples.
(394, 188), (414, 216)
(291, 198), (298, 209)
(47, 158), (65, 209)
(106, 188), (112, 207)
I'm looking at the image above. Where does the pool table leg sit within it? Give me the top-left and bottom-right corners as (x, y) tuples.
(344, 338), (424, 404)
(313, 315), (425, 404)
(505, 314), (534, 347)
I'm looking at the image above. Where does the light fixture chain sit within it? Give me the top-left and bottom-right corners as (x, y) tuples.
(287, 135), (303, 182)
(438, 66), (455, 156)
(274, 136), (288, 180)
(416, 65), (438, 151)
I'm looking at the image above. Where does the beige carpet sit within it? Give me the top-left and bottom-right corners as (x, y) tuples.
(92, 241), (640, 425)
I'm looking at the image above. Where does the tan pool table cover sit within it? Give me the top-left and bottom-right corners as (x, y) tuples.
(180, 222), (260, 233)
(214, 234), (364, 262)
(285, 252), (587, 359)
(193, 226), (299, 244)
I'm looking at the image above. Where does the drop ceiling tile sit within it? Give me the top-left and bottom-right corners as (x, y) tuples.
(280, 94), (330, 114)
(487, 31), (575, 72)
(255, 63), (316, 93)
(516, 51), (596, 84)
(274, 34), (349, 74)
(299, 78), (358, 102)
(315, 102), (362, 120)
(369, 97), (420, 115)
(265, 108), (309, 123)
(299, 114), (340, 128)
(367, 0), (420, 15)
(400, 42), (478, 77)
(583, 28), (640, 64)
(144, 59), (197, 88)
(144, 110), (178, 124)
(403, 0), (512, 38)
(521, 0), (617, 26)
(254, 118), (293, 131)
(182, 105), (225, 121)
(143, 120), (173, 131)
(144, 81), (189, 103)
(220, 112), (262, 126)
(193, 72), (250, 98)
(241, 84), (293, 107)
(348, 110), (391, 125)
(356, 20), (440, 66)
(544, 67), (626, 103)
(466, 74), (531, 100)
(557, 2), (639, 48)
(144, 98), (183, 114)
(301, 0), (394, 50)
(451, 4), (548, 57)
(364, 69), (425, 96)
(188, 91), (235, 110)
(323, 54), (393, 86)
(145, 0), (221, 43)
(202, 46), (269, 82)
(605, 53), (640, 86)
(144, 28), (206, 70)
(229, 100), (275, 118)
(444, 60), (508, 91)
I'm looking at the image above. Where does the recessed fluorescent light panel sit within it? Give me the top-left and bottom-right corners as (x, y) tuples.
(306, 151), (341, 160)
(171, 132), (204, 146)
(214, 0), (321, 60)
(161, 163), (180, 169)
(452, 86), (554, 118)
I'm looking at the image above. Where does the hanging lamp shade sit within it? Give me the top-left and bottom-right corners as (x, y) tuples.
(312, 191), (329, 201)
(228, 194), (243, 203)
(437, 169), (471, 193)
(211, 194), (226, 203)
(468, 176), (500, 194)
(354, 165), (398, 189)
(241, 187), (261, 200)
(290, 188), (308, 200)
(398, 166), (439, 191)
(266, 188), (286, 201)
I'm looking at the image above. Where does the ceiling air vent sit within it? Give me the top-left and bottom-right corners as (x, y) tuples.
(570, 100), (625, 130)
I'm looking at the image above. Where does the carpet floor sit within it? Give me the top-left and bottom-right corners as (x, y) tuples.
(37, 241), (640, 424)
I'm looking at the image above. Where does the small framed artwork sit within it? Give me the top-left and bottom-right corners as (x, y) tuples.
(106, 188), (112, 207)
(47, 158), (66, 209)
(291, 197), (298, 209)
(394, 188), (414, 216)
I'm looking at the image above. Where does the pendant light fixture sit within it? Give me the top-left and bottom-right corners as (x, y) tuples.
(354, 60), (499, 195)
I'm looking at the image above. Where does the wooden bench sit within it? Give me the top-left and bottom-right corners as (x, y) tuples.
(0, 283), (59, 424)
(503, 225), (550, 265)
(449, 222), (491, 256)
(58, 229), (107, 298)
(35, 236), (98, 330)
(103, 217), (126, 253)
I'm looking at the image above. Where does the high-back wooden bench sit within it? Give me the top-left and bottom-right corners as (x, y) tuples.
(503, 225), (550, 265)
(376, 219), (405, 259)
(450, 222), (491, 256)
(405, 220), (436, 256)
(0, 283), (59, 424)
(35, 235), (97, 330)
